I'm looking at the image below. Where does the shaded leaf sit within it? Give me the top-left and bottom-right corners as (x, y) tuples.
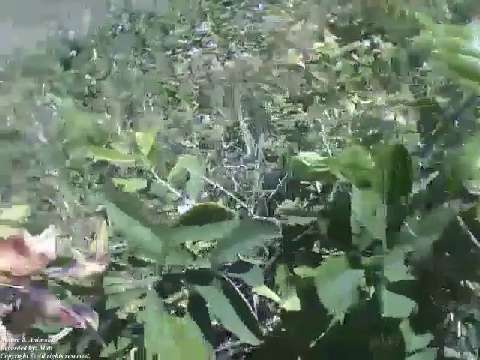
(194, 281), (261, 346)
(138, 290), (213, 360)
(210, 219), (280, 265)
(400, 319), (433, 354)
(177, 202), (235, 226)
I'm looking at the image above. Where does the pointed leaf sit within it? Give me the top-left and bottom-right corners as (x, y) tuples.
(112, 178), (148, 193)
(86, 146), (136, 165)
(294, 256), (363, 316)
(382, 290), (416, 318)
(400, 319), (433, 354)
(135, 131), (157, 156)
(138, 290), (213, 360)
(194, 282), (261, 346)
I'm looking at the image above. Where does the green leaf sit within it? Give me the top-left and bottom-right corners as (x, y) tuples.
(168, 154), (205, 200)
(194, 282), (262, 346)
(398, 207), (456, 257)
(59, 100), (109, 147)
(112, 178), (148, 193)
(138, 290), (213, 360)
(275, 264), (301, 311)
(351, 187), (387, 249)
(210, 219), (280, 265)
(177, 202), (235, 226)
(382, 289), (416, 318)
(86, 145), (136, 165)
(229, 265), (264, 288)
(135, 131), (157, 156)
(328, 145), (376, 188)
(400, 319), (433, 354)
(373, 144), (413, 204)
(383, 248), (415, 282)
(103, 200), (165, 260)
(433, 51), (480, 86)
(287, 152), (334, 181)
(253, 285), (282, 304)
(0, 204), (30, 222)
(100, 337), (131, 358)
(405, 349), (437, 360)
(294, 256), (363, 316)
(106, 288), (146, 310)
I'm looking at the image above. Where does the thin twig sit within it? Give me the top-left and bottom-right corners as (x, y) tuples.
(309, 316), (341, 348)
(456, 215), (480, 249)
(48, 327), (73, 343)
(202, 176), (252, 215)
(215, 340), (243, 353)
(0, 283), (24, 289)
(221, 274), (258, 321)
(267, 174), (288, 202)
(149, 168), (183, 198)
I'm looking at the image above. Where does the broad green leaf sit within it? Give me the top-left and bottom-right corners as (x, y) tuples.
(383, 248), (415, 282)
(382, 289), (416, 318)
(169, 219), (240, 245)
(135, 131), (157, 156)
(351, 187), (386, 248)
(229, 265), (264, 288)
(100, 337), (131, 358)
(434, 37), (480, 59)
(287, 152), (334, 181)
(0, 204), (30, 222)
(59, 100), (109, 147)
(253, 285), (282, 304)
(406, 349), (437, 360)
(373, 143), (413, 204)
(138, 290), (213, 360)
(103, 200), (165, 260)
(449, 134), (480, 189)
(294, 256), (363, 316)
(275, 264), (301, 311)
(177, 202), (235, 226)
(86, 146), (136, 165)
(433, 51), (480, 86)
(106, 288), (146, 310)
(362, 247), (415, 283)
(398, 207), (456, 257)
(168, 154), (205, 200)
(112, 177), (148, 193)
(400, 319), (433, 354)
(210, 219), (280, 265)
(194, 283), (262, 346)
(327, 145), (376, 188)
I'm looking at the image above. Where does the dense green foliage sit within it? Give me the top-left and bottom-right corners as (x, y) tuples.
(1, 0), (480, 359)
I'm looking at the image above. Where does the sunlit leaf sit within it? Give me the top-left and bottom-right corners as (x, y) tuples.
(112, 177), (148, 193)
(135, 131), (157, 156)
(0, 204), (30, 222)
(294, 256), (363, 316)
(168, 155), (205, 200)
(382, 289), (416, 318)
(86, 146), (136, 165)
